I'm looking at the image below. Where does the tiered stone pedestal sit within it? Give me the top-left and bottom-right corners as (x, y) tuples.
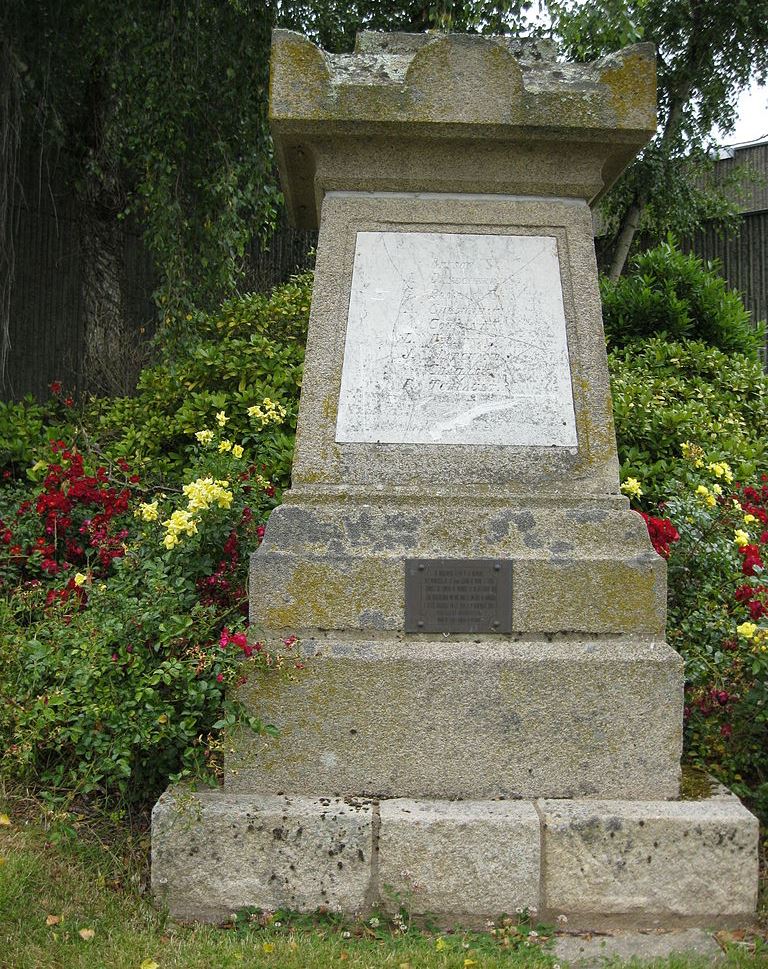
(151, 29), (760, 929)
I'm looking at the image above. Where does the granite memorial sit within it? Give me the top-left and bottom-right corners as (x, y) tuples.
(152, 28), (759, 928)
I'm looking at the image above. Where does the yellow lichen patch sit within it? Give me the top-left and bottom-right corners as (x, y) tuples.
(321, 395), (338, 422)
(405, 35), (524, 125)
(264, 559), (395, 630)
(600, 51), (657, 130)
(270, 31), (330, 120)
(518, 560), (663, 634)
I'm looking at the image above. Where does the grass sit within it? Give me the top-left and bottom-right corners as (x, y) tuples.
(1, 794), (767, 969)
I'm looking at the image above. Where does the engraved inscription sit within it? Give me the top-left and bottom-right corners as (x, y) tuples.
(404, 559), (513, 633)
(336, 231), (577, 446)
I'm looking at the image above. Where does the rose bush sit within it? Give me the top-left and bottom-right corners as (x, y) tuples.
(0, 276), (310, 808)
(622, 450), (768, 818)
(0, 413), (306, 804)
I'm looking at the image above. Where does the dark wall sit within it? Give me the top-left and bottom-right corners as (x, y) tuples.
(5, 159), (316, 401)
(7, 174), (157, 401)
(684, 208), (768, 361)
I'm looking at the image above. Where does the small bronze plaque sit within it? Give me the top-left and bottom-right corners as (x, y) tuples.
(404, 558), (512, 633)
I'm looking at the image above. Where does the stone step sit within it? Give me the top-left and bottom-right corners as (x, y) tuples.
(228, 637), (682, 800)
(151, 789), (758, 928)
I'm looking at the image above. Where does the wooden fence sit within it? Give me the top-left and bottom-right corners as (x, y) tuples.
(5, 190), (317, 400)
(682, 209), (768, 360)
(3, 193), (766, 400)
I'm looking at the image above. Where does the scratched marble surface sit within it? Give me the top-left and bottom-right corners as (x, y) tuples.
(335, 231), (577, 447)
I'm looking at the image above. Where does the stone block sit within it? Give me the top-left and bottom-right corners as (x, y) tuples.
(287, 192), (624, 495)
(377, 799), (540, 919)
(228, 638), (682, 800)
(541, 796), (759, 928)
(151, 790), (374, 922)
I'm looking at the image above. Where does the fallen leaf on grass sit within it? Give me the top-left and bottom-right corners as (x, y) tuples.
(715, 929), (762, 953)
(0, 814), (10, 827)
(78, 928), (95, 941)
(45, 915), (62, 926)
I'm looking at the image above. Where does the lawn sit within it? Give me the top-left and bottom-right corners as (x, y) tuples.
(1, 792), (767, 969)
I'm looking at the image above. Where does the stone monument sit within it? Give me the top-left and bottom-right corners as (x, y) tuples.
(152, 29), (759, 928)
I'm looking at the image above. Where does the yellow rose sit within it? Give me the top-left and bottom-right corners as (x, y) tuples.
(734, 529), (750, 548)
(620, 477), (643, 499)
(737, 621), (758, 639)
(73, 572), (87, 587)
(137, 500), (159, 522)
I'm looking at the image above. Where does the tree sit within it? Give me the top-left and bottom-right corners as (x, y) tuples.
(276, 1), (531, 51)
(2, 1), (277, 392)
(547, 0), (768, 278)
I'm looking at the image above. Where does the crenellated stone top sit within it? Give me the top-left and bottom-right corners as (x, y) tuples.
(270, 30), (657, 227)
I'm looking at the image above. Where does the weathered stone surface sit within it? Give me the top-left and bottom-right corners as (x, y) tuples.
(250, 535), (666, 637)
(541, 797), (759, 928)
(151, 790), (373, 922)
(554, 928), (724, 966)
(336, 231), (577, 446)
(228, 638), (682, 800)
(378, 799), (540, 918)
(269, 31), (657, 226)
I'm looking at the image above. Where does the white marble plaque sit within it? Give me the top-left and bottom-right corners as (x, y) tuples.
(335, 231), (577, 446)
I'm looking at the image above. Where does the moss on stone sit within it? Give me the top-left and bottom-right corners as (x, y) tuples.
(679, 765), (717, 800)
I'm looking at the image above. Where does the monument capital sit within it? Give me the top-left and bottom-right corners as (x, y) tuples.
(270, 29), (657, 228)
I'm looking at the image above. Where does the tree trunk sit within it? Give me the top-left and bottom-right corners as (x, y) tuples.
(607, 200), (643, 281)
(79, 199), (132, 395)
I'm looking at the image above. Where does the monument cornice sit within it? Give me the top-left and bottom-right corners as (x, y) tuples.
(270, 29), (657, 227)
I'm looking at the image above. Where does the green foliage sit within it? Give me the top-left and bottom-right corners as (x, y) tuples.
(5, 0), (278, 319)
(0, 398), (59, 473)
(548, 0), (768, 273)
(276, 0), (532, 52)
(610, 337), (768, 506)
(89, 273), (311, 486)
(633, 467), (768, 820)
(601, 240), (765, 357)
(0, 433), (289, 804)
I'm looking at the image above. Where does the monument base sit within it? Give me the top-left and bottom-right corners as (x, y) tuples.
(151, 787), (758, 929)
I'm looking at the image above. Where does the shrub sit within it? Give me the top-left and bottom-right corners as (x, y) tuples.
(0, 384), (78, 477)
(86, 272), (311, 486)
(600, 239), (764, 357)
(610, 337), (768, 506)
(0, 421), (299, 804)
(626, 454), (768, 819)
(0, 276), (312, 807)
